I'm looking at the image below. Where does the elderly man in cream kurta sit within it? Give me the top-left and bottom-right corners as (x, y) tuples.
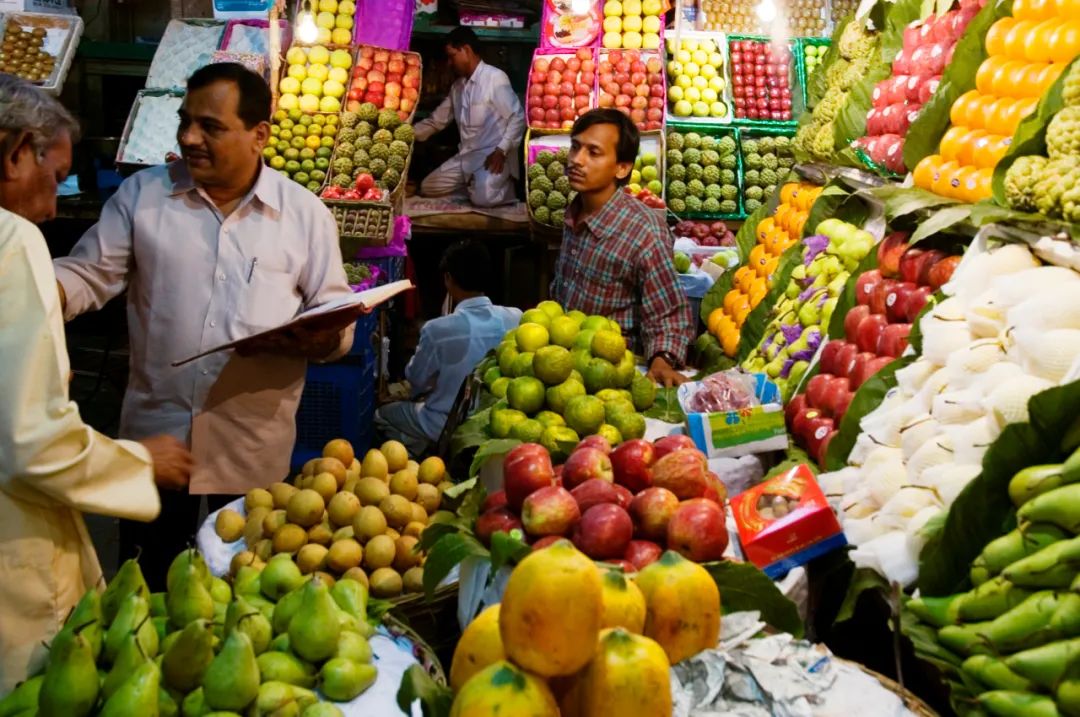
(0, 75), (188, 690)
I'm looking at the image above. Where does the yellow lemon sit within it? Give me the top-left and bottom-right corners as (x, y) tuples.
(335, 14), (354, 29)
(316, 11), (336, 29)
(318, 0), (338, 11)
(287, 64), (307, 80)
(331, 27), (352, 45)
(277, 93), (299, 110)
(299, 94), (321, 113)
(329, 49), (352, 69)
(318, 95), (341, 113)
(300, 77), (323, 96)
(307, 45), (331, 65)
(327, 66), (349, 84)
(306, 63), (329, 81)
(285, 46), (308, 65)
(279, 76), (301, 95)
(316, 27), (332, 44)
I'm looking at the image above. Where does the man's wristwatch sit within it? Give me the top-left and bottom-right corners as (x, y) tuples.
(649, 351), (681, 369)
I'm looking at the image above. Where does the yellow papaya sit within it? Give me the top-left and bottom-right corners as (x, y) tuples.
(450, 604), (505, 693)
(599, 569), (646, 634)
(449, 660), (559, 717)
(634, 550), (720, 664)
(569, 628), (672, 717)
(500, 539), (602, 677)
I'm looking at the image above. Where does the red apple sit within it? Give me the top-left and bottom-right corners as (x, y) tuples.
(475, 507), (522, 546)
(611, 439), (655, 492)
(623, 540), (663, 570)
(877, 232), (909, 277)
(869, 279), (898, 315)
(927, 255), (961, 289)
(521, 486), (580, 537)
(577, 435), (612, 455)
(570, 478), (621, 514)
(651, 449), (709, 500)
(855, 270), (884, 307)
(629, 487), (680, 541)
(667, 499), (729, 562)
(792, 407), (822, 441)
(804, 416), (835, 463)
(654, 435), (697, 459)
(562, 448), (614, 489)
(898, 248), (924, 283)
(805, 373), (834, 410)
(818, 340), (845, 376)
(915, 250), (947, 285)
(844, 305), (871, 342)
(835, 342), (859, 379)
(818, 430), (838, 465)
(503, 443), (555, 510)
(612, 484), (633, 511)
(885, 281), (919, 323)
(877, 323), (912, 357)
(571, 504), (634, 559)
(855, 314), (889, 353)
(481, 490), (507, 513)
(832, 392), (854, 423)
(531, 535), (561, 551)
(785, 394), (807, 429)
(820, 377), (851, 416)
(905, 285), (933, 322)
(702, 472), (727, 505)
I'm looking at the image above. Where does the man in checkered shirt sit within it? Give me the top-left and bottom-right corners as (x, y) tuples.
(551, 109), (695, 387)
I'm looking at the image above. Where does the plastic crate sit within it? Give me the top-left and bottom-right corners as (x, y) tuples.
(347, 309), (380, 358)
(291, 353), (377, 469)
(664, 122), (744, 220)
(368, 255), (406, 285)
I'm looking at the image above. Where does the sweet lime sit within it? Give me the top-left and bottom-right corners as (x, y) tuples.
(520, 309), (552, 330)
(491, 377), (510, 398)
(565, 395), (605, 436)
(536, 300), (564, 319)
(607, 319), (622, 334)
(545, 378), (586, 414)
(597, 423), (624, 446)
(533, 345), (572, 386)
(567, 310), (587, 325)
(490, 407), (527, 438)
(512, 352), (535, 378)
(571, 349), (592, 376)
(573, 329), (597, 352)
(483, 366), (501, 388)
(535, 411), (566, 428)
(516, 322), (550, 352)
(604, 398), (637, 424)
(630, 374), (658, 411)
(549, 316), (581, 349)
(540, 425), (580, 462)
(497, 343), (519, 376)
(569, 370), (584, 384)
(594, 389), (625, 403)
(591, 330), (627, 364)
(610, 411), (646, 440)
(581, 315), (609, 332)
(510, 419), (545, 443)
(503, 328), (517, 343)
(583, 358), (617, 393)
(506, 376), (545, 414)
(613, 350), (636, 388)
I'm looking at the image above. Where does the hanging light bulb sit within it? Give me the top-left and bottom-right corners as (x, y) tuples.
(756, 0), (777, 22)
(297, 0), (318, 44)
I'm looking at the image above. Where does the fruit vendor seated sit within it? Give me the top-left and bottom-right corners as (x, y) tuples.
(375, 240), (522, 455)
(551, 108), (695, 387)
(412, 27), (526, 207)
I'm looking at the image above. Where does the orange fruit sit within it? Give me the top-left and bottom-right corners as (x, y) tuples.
(760, 256), (779, 279)
(913, 155), (940, 190)
(1056, 0), (1080, 17)
(748, 243), (766, 269)
(970, 133), (999, 169)
(707, 308), (726, 336)
(976, 55), (1009, 94)
(755, 217), (774, 243)
(950, 90), (982, 127)
(773, 205), (790, 232)
(1013, 0), (1057, 20)
(984, 97), (1016, 135)
(955, 129), (988, 166)
(1024, 19), (1057, 63)
(730, 294), (750, 320)
(1004, 20), (1036, 62)
(974, 168), (994, 202)
(938, 126), (969, 161)
(791, 210), (808, 236)
(990, 59), (1026, 97)
(733, 303), (751, 327)
(748, 282), (768, 308)
(1049, 22), (1080, 64)
(735, 265), (755, 293)
(952, 166), (981, 203)
(720, 327), (739, 356)
(779, 184), (797, 206)
(931, 160), (961, 198)
(1036, 62), (1065, 94)
(723, 289), (743, 314)
(984, 18), (1015, 58)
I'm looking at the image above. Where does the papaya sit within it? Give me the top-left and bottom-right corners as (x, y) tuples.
(450, 604), (505, 693)
(567, 628), (672, 717)
(449, 660), (559, 717)
(499, 540), (602, 677)
(634, 550), (720, 664)
(598, 570), (646, 634)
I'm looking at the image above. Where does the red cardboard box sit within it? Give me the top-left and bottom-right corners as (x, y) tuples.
(731, 464), (845, 578)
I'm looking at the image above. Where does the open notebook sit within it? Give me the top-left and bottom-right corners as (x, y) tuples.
(171, 280), (413, 366)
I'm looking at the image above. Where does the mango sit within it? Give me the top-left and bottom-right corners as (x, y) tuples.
(449, 660), (558, 717)
(634, 550), (720, 664)
(450, 604), (505, 693)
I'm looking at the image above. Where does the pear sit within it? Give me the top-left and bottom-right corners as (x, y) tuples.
(167, 561), (215, 630)
(260, 554), (304, 601)
(319, 657), (377, 701)
(255, 651), (316, 688)
(287, 578), (340, 662)
(181, 687), (206, 717)
(159, 686), (180, 717)
(271, 587), (305, 635)
(102, 625), (152, 699)
(53, 589), (103, 662)
(210, 576), (232, 604)
(162, 619), (216, 693)
(247, 593), (277, 622)
(202, 629), (259, 712)
(255, 681), (321, 715)
(302, 704), (345, 717)
(98, 660), (159, 716)
(0, 674), (43, 715)
(329, 578), (368, 620)
(167, 547), (210, 593)
(225, 598), (272, 654)
(38, 622), (99, 717)
(102, 558), (150, 625)
(105, 592), (157, 662)
(233, 565), (262, 598)
(335, 631), (372, 663)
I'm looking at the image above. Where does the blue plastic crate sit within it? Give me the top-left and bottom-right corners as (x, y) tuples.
(291, 353), (377, 470)
(348, 309), (380, 358)
(368, 255), (405, 285)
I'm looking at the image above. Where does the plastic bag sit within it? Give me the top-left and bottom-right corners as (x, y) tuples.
(686, 370), (760, 413)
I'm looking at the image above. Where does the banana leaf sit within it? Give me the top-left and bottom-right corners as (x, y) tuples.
(902, 0), (1014, 169)
(706, 561), (804, 637)
(992, 55), (1080, 206)
(643, 386), (686, 423)
(734, 239), (804, 364)
(910, 203), (975, 243)
(917, 379), (1080, 596)
(693, 332), (736, 374)
(969, 200), (1080, 241)
(823, 354), (914, 471)
(870, 184), (961, 221)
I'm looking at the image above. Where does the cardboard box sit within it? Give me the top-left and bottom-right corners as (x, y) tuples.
(678, 372), (788, 458)
(730, 464), (846, 578)
(0, 0), (72, 13)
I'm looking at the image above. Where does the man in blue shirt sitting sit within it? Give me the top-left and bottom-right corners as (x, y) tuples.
(375, 240), (521, 455)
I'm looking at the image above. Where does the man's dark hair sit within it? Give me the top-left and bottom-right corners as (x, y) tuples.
(446, 26), (481, 54)
(187, 62), (272, 129)
(440, 239), (491, 293)
(571, 109), (640, 186)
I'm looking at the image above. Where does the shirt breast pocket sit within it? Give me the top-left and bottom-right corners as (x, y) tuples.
(240, 260), (302, 331)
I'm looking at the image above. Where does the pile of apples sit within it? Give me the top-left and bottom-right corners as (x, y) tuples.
(528, 49), (596, 130)
(788, 233), (962, 463)
(476, 437), (730, 569)
(854, 4), (979, 173)
(666, 36), (729, 119)
(598, 50), (665, 131)
(673, 219), (736, 248)
(347, 45), (420, 121)
(730, 38), (794, 121)
(601, 0), (664, 51)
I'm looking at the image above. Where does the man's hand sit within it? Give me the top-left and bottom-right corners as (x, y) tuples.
(484, 148), (506, 175)
(139, 435), (193, 491)
(647, 355), (688, 388)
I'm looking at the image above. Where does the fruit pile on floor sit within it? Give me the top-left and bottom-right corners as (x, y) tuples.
(478, 435), (729, 566)
(0, 549), (377, 715)
(483, 302), (657, 459)
(215, 439), (452, 598)
(447, 541), (720, 715)
(905, 447), (1080, 716)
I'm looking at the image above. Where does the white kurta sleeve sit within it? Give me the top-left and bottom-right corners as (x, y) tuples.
(491, 75), (526, 156)
(0, 215), (159, 521)
(413, 93), (456, 143)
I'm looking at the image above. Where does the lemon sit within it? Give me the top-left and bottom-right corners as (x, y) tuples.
(301, 77), (323, 96)
(535, 411), (566, 428)
(287, 64), (308, 80)
(335, 14), (354, 29)
(483, 366), (501, 388)
(604, 398), (636, 424)
(308, 45), (331, 64)
(567, 310), (586, 325)
(277, 93), (299, 110)
(491, 377), (510, 398)
(511, 352), (534, 378)
(630, 374), (657, 411)
(318, 0), (338, 11)
(536, 300), (564, 319)
(591, 329), (627, 364)
(571, 348), (592, 376)
(307, 63), (329, 81)
(323, 79), (345, 99)
(581, 316), (609, 332)
(583, 358), (616, 393)
(316, 11), (336, 29)
(510, 419), (544, 443)
(516, 323), (549, 352)
(339, 0), (356, 13)
(540, 426), (579, 462)
(497, 344), (519, 376)
(532, 345), (572, 386)
(610, 411), (646, 440)
(520, 308), (551, 329)
(506, 376), (545, 415)
(549, 316), (580, 348)
(564, 395), (605, 437)
(319, 96), (341, 112)
(316, 27), (333, 44)
(490, 408), (527, 439)
(306, 135), (322, 150)
(597, 424), (623, 446)
(328, 66), (349, 84)
(286, 46), (308, 65)
(573, 330), (596, 352)
(331, 27), (352, 45)
(299, 94), (321, 113)
(544, 378), (585, 414)
(613, 350), (636, 388)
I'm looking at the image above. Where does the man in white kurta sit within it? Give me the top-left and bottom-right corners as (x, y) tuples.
(414, 26), (526, 207)
(0, 75), (187, 690)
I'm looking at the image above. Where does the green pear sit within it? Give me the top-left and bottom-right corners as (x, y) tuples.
(255, 651), (316, 688)
(167, 547), (210, 593)
(210, 576), (232, 604)
(0, 674), (42, 715)
(247, 593), (276, 621)
(162, 619), (216, 693)
(233, 566), (262, 598)
(335, 631), (372, 663)
(153, 616), (170, 644)
(159, 686), (180, 717)
(271, 587), (305, 635)
(261, 555), (304, 601)
(57, 589), (104, 661)
(287, 578), (340, 663)
(203, 629), (259, 712)
(149, 592), (167, 617)
(254, 681), (316, 714)
(102, 558), (150, 625)
(788, 360), (810, 388)
(330, 579), (367, 620)
(181, 687), (208, 717)
(105, 592), (157, 662)
(98, 660), (159, 716)
(102, 627), (152, 699)
(167, 562), (215, 630)
(38, 622), (99, 717)
(319, 657), (377, 701)
(225, 598), (272, 654)
(302, 704), (345, 717)
(269, 633), (291, 653)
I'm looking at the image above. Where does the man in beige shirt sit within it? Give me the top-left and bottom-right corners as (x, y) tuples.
(0, 75), (190, 689)
(55, 63), (356, 589)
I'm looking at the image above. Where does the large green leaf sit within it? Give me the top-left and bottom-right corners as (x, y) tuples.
(693, 333), (736, 374)
(422, 532), (488, 599)
(968, 200), (1080, 241)
(909, 203), (975, 244)
(643, 386), (686, 424)
(469, 438), (521, 479)
(450, 407), (492, 462)
(871, 185), (960, 221)
(705, 561), (804, 637)
(993, 55), (1080, 205)
(917, 380), (1080, 596)
(396, 665), (452, 717)
(823, 355), (914, 471)
(902, 0), (1014, 169)
(835, 567), (891, 624)
(489, 530), (531, 572)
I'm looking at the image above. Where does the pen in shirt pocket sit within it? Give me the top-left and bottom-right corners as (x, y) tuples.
(247, 257), (258, 283)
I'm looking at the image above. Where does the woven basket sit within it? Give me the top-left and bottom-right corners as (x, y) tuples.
(383, 612), (448, 686)
(837, 658), (939, 717)
(326, 199), (395, 254)
(388, 582), (460, 670)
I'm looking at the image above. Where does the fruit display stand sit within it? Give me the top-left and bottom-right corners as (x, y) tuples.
(527, 47), (599, 133)
(665, 31), (734, 124)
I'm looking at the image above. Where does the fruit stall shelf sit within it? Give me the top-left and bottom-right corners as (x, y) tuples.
(737, 125), (797, 217)
(664, 29), (735, 126)
(664, 121), (746, 221)
(597, 48), (668, 135)
(727, 34), (805, 129)
(526, 47), (598, 134)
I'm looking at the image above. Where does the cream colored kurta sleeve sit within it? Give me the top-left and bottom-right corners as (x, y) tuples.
(0, 210), (159, 520)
